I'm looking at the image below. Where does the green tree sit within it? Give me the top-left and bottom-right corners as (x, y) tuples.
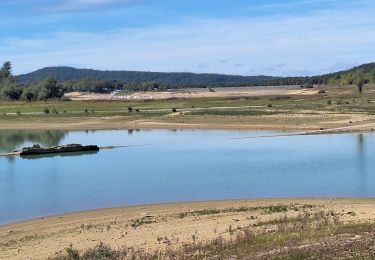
(21, 87), (36, 101)
(369, 70), (375, 84)
(1, 84), (23, 100)
(0, 61), (12, 82)
(353, 71), (368, 94)
(37, 77), (64, 100)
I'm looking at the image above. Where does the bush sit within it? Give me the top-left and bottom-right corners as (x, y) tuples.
(127, 106), (133, 112)
(60, 96), (71, 101)
(82, 243), (117, 259)
(36, 77), (64, 101)
(318, 90), (326, 94)
(1, 84), (23, 100)
(43, 108), (50, 114)
(65, 244), (80, 260)
(327, 100), (332, 105)
(21, 87), (36, 101)
(52, 107), (59, 114)
(172, 108), (177, 113)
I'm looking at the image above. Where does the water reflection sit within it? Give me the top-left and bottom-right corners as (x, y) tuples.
(0, 130), (67, 153)
(357, 134), (367, 195)
(21, 150), (99, 160)
(1, 130), (375, 225)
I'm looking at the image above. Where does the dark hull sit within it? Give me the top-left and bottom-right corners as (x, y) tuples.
(20, 145), (99, 156)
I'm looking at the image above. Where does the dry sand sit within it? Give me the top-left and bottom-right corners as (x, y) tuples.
(65, 86), (317, 101)
(1, 198), (375, 259)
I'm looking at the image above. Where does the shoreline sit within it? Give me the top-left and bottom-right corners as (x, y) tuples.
(1, 197), (375, 228)
(2, 198), (375, 259)
(0, 119), (375, 132)
(1, 120), (375, 134)
(0, 120), (322, 131)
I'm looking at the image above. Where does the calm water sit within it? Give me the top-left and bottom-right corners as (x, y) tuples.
(0, 129), (374, 225)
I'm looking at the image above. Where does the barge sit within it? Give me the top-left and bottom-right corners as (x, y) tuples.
(19, 144), (100, 156)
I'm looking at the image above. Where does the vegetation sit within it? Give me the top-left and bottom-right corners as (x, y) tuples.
(50, 211), (375, 260)
(0, 130), (66, 153)
(1, 83), (375, 131)
(177, 204), (296, 219)
(2, 61), (375, 101)
(0, 62), (64, 101)
(17, 66), (275, 88)
(15, 62), (375, 91)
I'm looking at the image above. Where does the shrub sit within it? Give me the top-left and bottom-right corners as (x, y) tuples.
(82, 243), (117, 260)
(52, 107), (58, 114)
(318, 90), (326, 94)
(43, 108), (50, 114)
(65, 244), (80, 260)
(127, 106), (133, 112)
(172, 108), (177, 113)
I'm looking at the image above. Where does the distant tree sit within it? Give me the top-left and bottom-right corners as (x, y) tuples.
(353, 71), (368, 94)
(37, 77), (64, 100)
(1, 84), (23, 100)
(0, 61), (12, 82)
(21, 87), (36, 101)
(369, 70), (375, 84)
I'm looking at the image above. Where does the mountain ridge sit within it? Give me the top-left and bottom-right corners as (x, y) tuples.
(16, 62), (375, 87)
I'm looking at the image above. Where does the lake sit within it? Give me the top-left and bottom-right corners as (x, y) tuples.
(0, 129), (374, 225)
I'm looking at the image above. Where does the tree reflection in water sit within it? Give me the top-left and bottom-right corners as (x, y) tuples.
(0, 130), (67, 153)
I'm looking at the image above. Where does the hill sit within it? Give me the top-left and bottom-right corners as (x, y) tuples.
(17, 67), (277, 87)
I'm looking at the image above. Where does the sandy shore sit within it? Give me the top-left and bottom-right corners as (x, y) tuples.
(1, 198), (375, 259)
(1, 118), (375, 135)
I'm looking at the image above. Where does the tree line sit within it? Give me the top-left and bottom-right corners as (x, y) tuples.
(0, 62), (64, 101)
(2, 61), (375, 101)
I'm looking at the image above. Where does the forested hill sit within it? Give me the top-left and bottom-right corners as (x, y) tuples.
(17, 67), (277, 87)
(16, 62), (375, 88)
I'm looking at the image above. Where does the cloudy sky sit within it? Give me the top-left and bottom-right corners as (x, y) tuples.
(1, 0), (375, 76)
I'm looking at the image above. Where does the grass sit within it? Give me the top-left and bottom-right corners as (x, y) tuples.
(50, 210), (375, 260)
(189, 109), (277, 116)
(130, 217), (156, 229)
(1, 84), (375, 131)
(177, 204), (308, 219)
(0, 85), (373, 115)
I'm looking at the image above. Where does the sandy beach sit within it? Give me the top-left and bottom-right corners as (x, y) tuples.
(1, 198), (375, 259)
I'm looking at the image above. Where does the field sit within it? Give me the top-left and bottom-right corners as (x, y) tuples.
(1, 199), (375, 259)
(1, 85), (375, 132)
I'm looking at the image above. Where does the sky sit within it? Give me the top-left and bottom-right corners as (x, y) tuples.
(1, 0), (375, 76)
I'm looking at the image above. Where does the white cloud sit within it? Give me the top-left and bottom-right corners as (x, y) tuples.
(3, 3), (375, 76)
(39, 0), (137, 12)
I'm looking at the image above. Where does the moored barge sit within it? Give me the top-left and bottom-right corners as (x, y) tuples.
(20, 144), (100, 156)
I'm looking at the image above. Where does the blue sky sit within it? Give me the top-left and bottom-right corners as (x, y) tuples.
(1, 0), (375, 76)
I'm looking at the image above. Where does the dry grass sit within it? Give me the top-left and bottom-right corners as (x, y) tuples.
(49, 209), (375, 260)
(2, 84), (375, 131)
